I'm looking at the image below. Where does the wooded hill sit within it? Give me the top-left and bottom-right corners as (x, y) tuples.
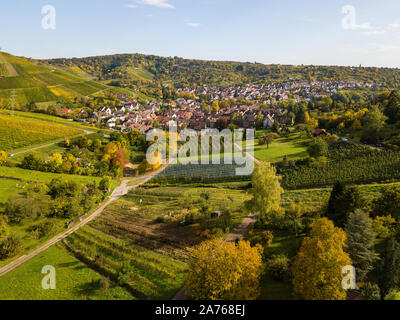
(43, 53), (400, 89)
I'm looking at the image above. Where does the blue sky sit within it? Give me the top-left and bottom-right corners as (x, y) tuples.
(1, 0), (400, 67)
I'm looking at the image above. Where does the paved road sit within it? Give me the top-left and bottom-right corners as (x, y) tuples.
(0, 166), (167, 278)
(173, 213), (257, 300)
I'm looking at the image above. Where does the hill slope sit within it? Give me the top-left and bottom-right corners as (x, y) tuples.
(43, 53), (400, 89)
(0, 52), (112, 106)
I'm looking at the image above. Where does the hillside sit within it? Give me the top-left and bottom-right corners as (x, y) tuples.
(43, 53), (400, 89)
(0, 52), (118, 106)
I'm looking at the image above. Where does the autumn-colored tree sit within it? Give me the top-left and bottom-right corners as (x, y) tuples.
(186, 239), (263, 300)
(0, 150), (7, 166)
(246, 162), (283, 219)
(292, 218), (352, 300)
(212, 101), (219, 113)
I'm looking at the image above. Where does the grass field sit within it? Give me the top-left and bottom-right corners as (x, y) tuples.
(253, 133), (308, 163)
(0, 245), (132, 300)
(0, 113), (83, 152)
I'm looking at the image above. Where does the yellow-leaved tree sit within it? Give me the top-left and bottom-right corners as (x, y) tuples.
(0, 150), (7, 166)
(292, 218), (352, 300)
(185, 239), (263, 300)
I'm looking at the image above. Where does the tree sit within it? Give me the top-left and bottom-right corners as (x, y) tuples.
(258, 133), (278, 148)
(245, 162), (283, 218)
(383, 90), (400, 124)
(0, 151), (7, 166)
(345, 210), (379, 281)
(99, 177), (112, 193)
(378, 239), (400, 297)
(307, 138), (328, 158)
(374, 186), (400, 219)
(185, 239), (263, 300)
(0, 234), (24, 259)
(362, 106), (387, 144)
(327, 182), (363, 228)
(292, 218), (351, 300)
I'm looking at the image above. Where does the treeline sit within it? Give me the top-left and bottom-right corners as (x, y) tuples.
(42, 54), (400, 89)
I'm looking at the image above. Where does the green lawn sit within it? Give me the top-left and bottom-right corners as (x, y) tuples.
(254, 133), (308, 163)
(0, 245), (133, 300)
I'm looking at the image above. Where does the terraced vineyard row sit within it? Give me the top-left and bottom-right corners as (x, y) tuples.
(64, 226), (187, 300)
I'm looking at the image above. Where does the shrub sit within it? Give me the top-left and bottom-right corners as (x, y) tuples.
(385, 290), (400, 300)
(31, 220), (59, 239)
(91, 278), (110, 292)
(261, 231), (274, 247)
(0, 234), (24, 259)
(265, 254), (290, 282)
(361, 283), (381, 300)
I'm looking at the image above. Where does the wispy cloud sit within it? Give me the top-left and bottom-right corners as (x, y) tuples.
(136, 0), (174, 9)
(364, 29), (386, 36)
(186, 22), (201, 28)
(124, 3), (138, 9)
(389, 23), (400, 29)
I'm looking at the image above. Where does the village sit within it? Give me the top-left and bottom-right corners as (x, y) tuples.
(58, 80), (377, 134)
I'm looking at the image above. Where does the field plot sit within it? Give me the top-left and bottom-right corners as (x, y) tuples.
(0, 166), (108, 212)
(0, 113), (82, 152)
(62, 186), (249, 299)
(0, 245), (132, 300)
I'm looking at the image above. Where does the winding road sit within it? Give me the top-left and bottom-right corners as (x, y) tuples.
(0, 165), (167, 278)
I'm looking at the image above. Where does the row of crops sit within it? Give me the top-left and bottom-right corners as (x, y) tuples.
(0, 114), (82, 151)
(64, 226), (187, 300)
(282, 142), (400, 189)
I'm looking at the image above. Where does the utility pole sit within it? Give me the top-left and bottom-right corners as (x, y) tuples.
(11, 89), (16, 116)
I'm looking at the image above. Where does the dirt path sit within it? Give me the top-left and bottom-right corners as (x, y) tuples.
(0, 166), (167, 278)
(10, 130), (94, 156)
(173, 213), (257, 300)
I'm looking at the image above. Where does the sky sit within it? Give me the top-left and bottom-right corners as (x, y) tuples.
(1, 0), (400, 67)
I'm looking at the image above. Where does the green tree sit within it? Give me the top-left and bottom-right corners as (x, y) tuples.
(345, 210), (379, 281)
(307, 138), (328, 158)
(327, 182), (362, 228)
(374, 186), (400, 219)
(362, 106), (387, 144)
(383, 90), (400, 124)
(245, 162), (283, 219)
(378, 239), (400, 296)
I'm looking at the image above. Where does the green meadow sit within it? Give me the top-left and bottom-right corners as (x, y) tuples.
(0, 245), (132, 300)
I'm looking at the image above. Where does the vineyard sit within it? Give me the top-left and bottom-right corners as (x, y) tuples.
(0, 113), (82, 151)
(282, 142), (400, 189)
(64, 226), (187, 300)
(0, 52), (110, 105)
